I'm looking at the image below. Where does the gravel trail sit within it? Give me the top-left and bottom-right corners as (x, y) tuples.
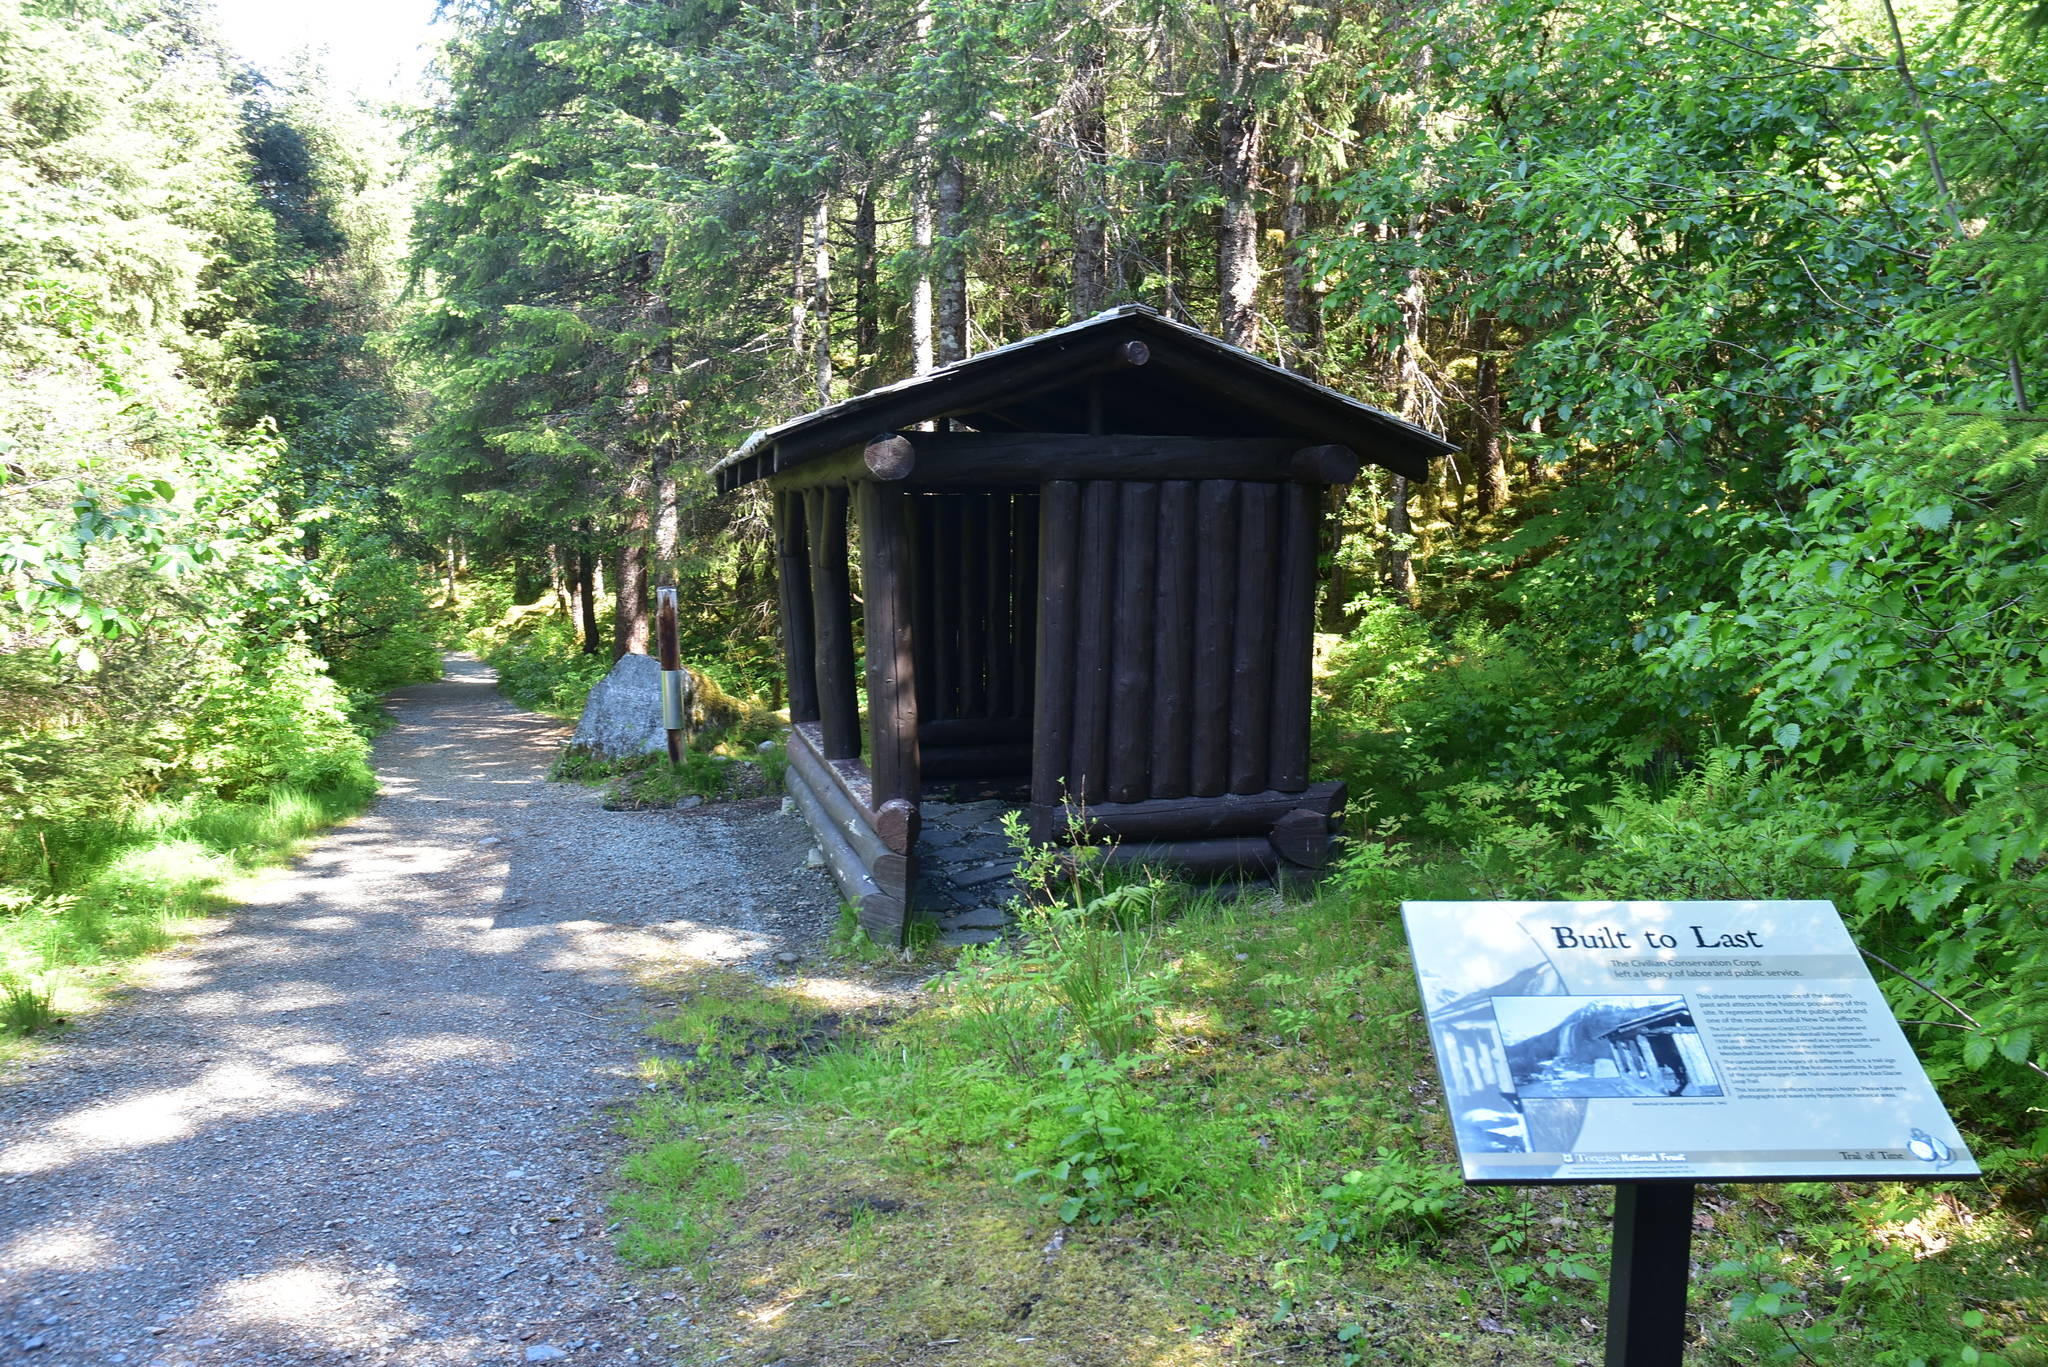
(0, 655), (839, 1366)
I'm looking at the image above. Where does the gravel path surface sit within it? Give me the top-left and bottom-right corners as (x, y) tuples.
(0, 655), (841, 1367)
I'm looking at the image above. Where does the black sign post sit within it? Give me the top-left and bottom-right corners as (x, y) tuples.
(1605, 1182), (1695, 1366)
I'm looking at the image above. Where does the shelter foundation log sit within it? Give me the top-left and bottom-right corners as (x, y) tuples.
(785, 762), (906, 943)
(1035, 781), (1345, 844)
(789, 724), (919, 855)
(1268, 807), (1335, 869)
(1077, 837), (1279, 878)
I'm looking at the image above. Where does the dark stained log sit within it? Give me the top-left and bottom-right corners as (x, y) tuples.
(1228, 483), (1280, 795)
(1268, 482), (1317, 792)
(1067, 481), (1118, 804)
(985, 493), (1014, 719)
(1107, 481), (1158, 802)
(1149, 481), (1196, 799)
(789, 725), (920, 855)
(785, 762), (906, 941)
(1288, 444), (1362, 485)
(859, 478), (921, 807)
(775, 433), (1302, 491)
(1011, 493), (1039, 720)
(1082, 837), (1278, 878)
(921, 743), (1033, 779)
(959, 494), (988, 718)
(919, 717), (1031, 746)
(931, 494), (960, 720)
(864, 433), (916, 480)
(1189, 480), (1240, 797)
(1034, 780), (1345, 844)
(1269, 808), (1334, 868)
(806, 486), (860, 759)
(874, 799), (919, 856)
(787, 727), (885, 865)
(776, 491), (820, 723)
(1030, 481), (1083, 824)
(911, 494), (935, 717)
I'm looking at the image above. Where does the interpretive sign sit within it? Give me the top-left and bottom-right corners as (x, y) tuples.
(1401, 900), (1978, 1186)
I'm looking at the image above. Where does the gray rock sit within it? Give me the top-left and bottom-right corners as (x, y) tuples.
(679, 795), (704, 809)
(525, 1346), (569, 1363)
(567, 653), (683, 761)
(774, 951), (800, 965)
(803, 846), (826, 869)
(951, 861), (1019, 888)
(779, 796), (796, 816)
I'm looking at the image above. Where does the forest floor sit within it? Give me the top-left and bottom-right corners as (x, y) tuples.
(0, 655), (884, 1366)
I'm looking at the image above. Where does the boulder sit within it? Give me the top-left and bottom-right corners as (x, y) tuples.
(567, 652), (677, 760)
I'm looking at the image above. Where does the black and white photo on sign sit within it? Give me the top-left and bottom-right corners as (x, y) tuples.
(1490, 994), (1724, 1099)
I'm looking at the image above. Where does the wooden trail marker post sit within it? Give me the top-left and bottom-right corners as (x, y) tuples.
(1399, 900), (1979, 1367)
(655, 585), (689, 766)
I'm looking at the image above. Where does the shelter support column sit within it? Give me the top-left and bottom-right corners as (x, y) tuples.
(775, 490), (820, 723)
(805, 485), (860, 760)
(859, 479), (920, 806)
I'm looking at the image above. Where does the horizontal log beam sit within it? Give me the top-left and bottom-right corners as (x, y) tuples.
(1269, 807), (1335, 869)
(786, 763), (908, 938)
(1034, 780), (1346, 845)
(1074, 836), (1279, 879)
(789, 723), (918, 854)
(921, 742), (1032, 779)
(918, 716), (1031, 747)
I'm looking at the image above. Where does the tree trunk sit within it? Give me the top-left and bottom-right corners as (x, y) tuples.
(789, 211), (807, 360)
(1070, 43), (1109, 319)
(1280, 155), (1321, 376)
(1217, 96), (1262, 348)
(811, 191), (833, 403)
(613, 465), (652, 660)
(853, 182), (878, 370)
(575, 539), (601, 655)
(548, 544), (569, 619)
(1472, 311), (1508, 515)
(1385, 474), (1416, 603)
(935, 154), (966, 365)
(910, 0), (936, 374)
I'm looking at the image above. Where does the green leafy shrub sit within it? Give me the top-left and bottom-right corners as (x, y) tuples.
(1011, 1053), (1202, 1225)
(1295, 1149), (1466, 1253)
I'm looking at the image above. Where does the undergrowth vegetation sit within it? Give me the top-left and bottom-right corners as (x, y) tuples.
(615, 835), (2044, 1367)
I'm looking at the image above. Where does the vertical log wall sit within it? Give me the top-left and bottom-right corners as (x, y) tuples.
(911, 491), (1039, 780)
(1032, 476), (1331, 867)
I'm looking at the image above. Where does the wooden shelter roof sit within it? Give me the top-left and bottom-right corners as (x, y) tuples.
(713, 304), (1455, 494)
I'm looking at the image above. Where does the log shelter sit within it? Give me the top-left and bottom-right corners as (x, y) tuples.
(713, 304), (1455, 944)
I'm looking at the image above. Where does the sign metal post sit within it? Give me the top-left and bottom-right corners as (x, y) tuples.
(1605, 1182), (1695, 1367)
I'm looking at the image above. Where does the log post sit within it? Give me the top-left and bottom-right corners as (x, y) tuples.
(985, 493), (1013, 720)
(806, 485), (860, 760)
(655, 584), (685, 766)
(1068, 481), (1118, 804)
(1228, 482), (1279, 795)
(931, 494), (959, 720)
(1107, 481), (1158, 802)
(1031, 481), (1082, 835)
(1150, 481), (1196, 799)
(959, 493), (988, 718)
(1268, 482), (1318, 792)
(1189, 480), (1240, 797)
(776, 490), (820, 723)
(859, 478), (921, 807)
(1011, 492), (1039, 721)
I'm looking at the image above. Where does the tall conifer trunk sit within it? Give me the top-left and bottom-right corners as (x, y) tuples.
(935, 157), (966, 364)
(811, 192), (833, 402)
(1217, 89), (1262, 347)
(1472, 310), (1509, 515)
(853, 183), (878, 372)
(1070, 43), (1109, 319)
(574, 536), (601, 655)
(910, 0), (936, 374)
